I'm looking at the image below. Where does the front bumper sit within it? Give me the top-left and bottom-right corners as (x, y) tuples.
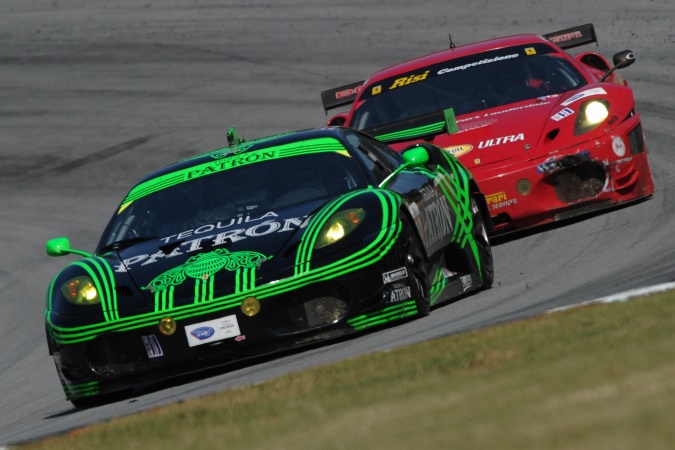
(47, 255), (418, 401)
(475, 119), (654, 234)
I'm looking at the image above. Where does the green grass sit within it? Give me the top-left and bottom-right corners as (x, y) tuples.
(21, 293), (675, 450)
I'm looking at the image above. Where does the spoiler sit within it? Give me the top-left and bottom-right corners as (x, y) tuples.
(544, 23), (598, 50)
(320, 80), (364, 114)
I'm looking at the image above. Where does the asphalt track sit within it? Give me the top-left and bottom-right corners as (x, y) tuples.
(1, 0), (674, 445)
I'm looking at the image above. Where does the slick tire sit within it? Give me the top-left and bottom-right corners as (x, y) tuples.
(471, 197), (494, 289)
(401, 217), (430, 317)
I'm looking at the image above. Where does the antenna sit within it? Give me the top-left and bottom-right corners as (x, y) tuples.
(449, 34), (456, 49)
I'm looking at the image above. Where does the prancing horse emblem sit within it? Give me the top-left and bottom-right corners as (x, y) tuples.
(145, 248), (268, 293)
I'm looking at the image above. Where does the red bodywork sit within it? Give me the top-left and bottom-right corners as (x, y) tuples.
(325, 31), (654, 235)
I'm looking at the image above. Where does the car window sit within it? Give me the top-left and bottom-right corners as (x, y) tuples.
(352, 44), (587, 130)
(99, 151), (367, 247)
(344, 131), (400, 184)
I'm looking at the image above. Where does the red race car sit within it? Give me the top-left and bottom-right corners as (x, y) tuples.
(321, 24), (654, 235)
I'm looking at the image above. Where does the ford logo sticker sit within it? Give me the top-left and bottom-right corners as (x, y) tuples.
(191, 326), (215, 340)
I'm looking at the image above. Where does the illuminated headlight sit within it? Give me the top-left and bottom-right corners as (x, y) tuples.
(314, 208), (366, 249)
(61, 276), (100, 305)
(575, 99), (610, 135)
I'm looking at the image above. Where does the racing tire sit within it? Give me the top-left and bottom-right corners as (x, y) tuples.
(401, 216), (431, 317)
(471, 197), (494, 289)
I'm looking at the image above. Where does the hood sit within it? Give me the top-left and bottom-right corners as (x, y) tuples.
(111, 200), (324, 302)
(382, 83), (633, 171)
(435, 96), (560, 170)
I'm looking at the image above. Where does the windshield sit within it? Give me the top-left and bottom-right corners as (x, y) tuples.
(352, 44), (587, 130)
(98, 151), (366, 249)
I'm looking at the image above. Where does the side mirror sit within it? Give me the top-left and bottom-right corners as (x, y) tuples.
(378, 145), (430, 188)
(46, 237), (91, 258)
(612, 49), (636, 69)
(401, 145), (430, 167)
(600, 49), (636, 82)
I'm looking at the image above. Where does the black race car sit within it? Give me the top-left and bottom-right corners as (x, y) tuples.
(45, 127), (494, 406)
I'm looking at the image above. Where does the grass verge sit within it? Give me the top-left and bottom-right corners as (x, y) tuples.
(20, 292), (675, 450)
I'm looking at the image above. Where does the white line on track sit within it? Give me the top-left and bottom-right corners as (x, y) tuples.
(547, 282), (675, 314)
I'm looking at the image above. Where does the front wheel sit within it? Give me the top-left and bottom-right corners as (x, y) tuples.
(401, 218), (430, 316)
(471, 197), (494, 289)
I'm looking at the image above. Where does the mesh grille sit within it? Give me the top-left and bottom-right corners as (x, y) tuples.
(552, 162), (605, 203)
(303, 297), (348, 327)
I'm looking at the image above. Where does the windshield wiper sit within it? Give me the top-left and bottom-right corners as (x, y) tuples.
(99, 236), (157, 253)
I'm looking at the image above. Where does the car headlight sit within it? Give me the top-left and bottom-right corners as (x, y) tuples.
(314, 208), (366, 249)
(61, 276), (101, 305)
(575, 99), (609, 135)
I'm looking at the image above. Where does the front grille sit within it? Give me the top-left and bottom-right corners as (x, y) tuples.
(289, 297), (349, 329)
(552, 162), (605, 203)
(86, 333), (154, 377)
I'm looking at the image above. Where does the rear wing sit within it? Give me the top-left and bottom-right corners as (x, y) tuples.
(544, 23), (598, 50)
(320, 80), (364, 114)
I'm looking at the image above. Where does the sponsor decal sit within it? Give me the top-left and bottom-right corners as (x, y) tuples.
(383, 267), (408, 284)
(437, 54), (519, 75)
(460, 274), (472, 291)
(390, 70), (430, 89)
(478, 133), (525, 149)
(549, 31), (582, 44)
(144, 248), (268, 292)
(525, 47), (537, 55)
(611, 156), (633, 166)
(116, 211), (307, 273)
(537, 150), (591, 174)
(561, 87), (608, 106)
(335, 85), (363, 99)
(491, 198), (517, 210)
(485, 101), (552, 117)
(551, 107), (575, 121)
(612, 136), (626, 157)
(185, 315), (241, 347)
(186, 150), (278, 179)
(416, 183), (454, 248)
(141, 335), (164, 358)
(485, 192), (517, 210)
(191, 326), (215, 340)
(389, 282), (412, 303)
(372, 85), (382, 95)
(444, 144), (473, 157)
(485, 192), (508, 205)
(456, 118), (498, 133)
(537, 157), (558, 174)
(235, 335), (246, 342)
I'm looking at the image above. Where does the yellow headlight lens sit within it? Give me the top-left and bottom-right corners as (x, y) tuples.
(325, 222), (346, 243)
(315, 208), (366, 249)
(61, 276), (100, 305)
